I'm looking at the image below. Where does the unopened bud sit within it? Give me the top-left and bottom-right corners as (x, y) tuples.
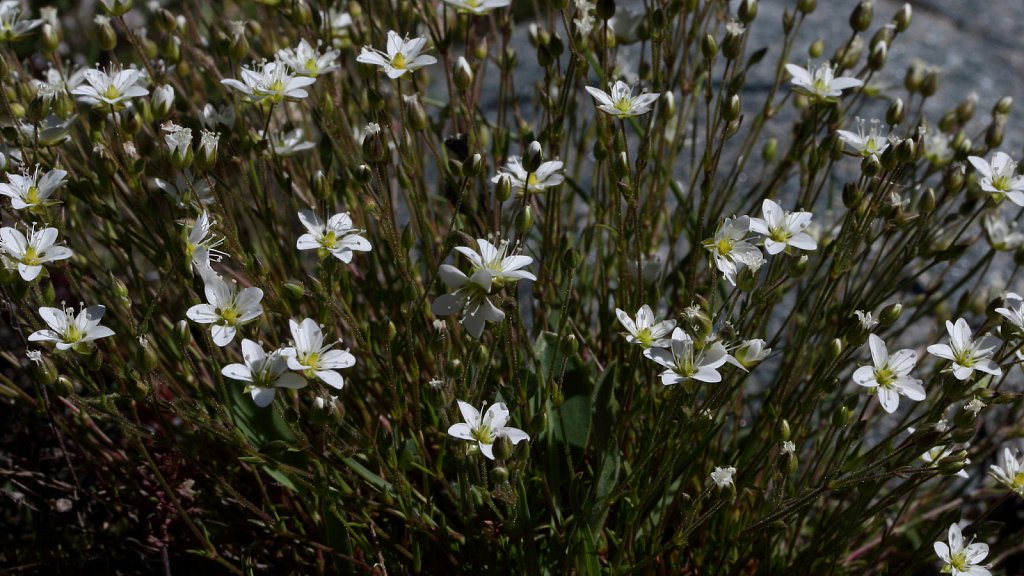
(886, 98), (905, 126)
(41, 23), (59, 55)
(762, 138), (777, 162)
(738, 0), (757, 23)
(849, 0), (873, 32)
(723, 94), (741, 121)
(516, 205), (533, 233)
(893, 3), (911, 32)
(403, 94), (428, 132)
(723, 24), (745, 60)
(152, 84), (174, 119)
(98, 18), (117, 51)
(492, 435), (514, 460)
(778, 419), (791, 441)
(808, 38), (824, 59)
(55, 375), (74, 397)
(921, 69), (938, 97)
(701, 34), (718, 59)
(879, 303), (902, 326)
(904, 61), (925, 93)
(495, 174), (513, 201)
(994, 96), (1013, 116)
(454, 56), (474, 92)
(491, 465), (509, 483)
(985, 122), (1004, 149)
(282, 281), (305, 301)
(861, 153), (882, 177)
(100, 0), (133, 17)
(868, 41), (887, 71)
(797, 0), (816, 14)
(175, 319), (191, 348)
(523, 140), (543, 173)
(595, 0), (615, 21)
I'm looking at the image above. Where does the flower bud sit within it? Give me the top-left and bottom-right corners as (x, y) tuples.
(921, 69), (939, 97)
(491, 465), (509, 483)
(762, 138), (778, 162)
(175, 319), (191, 348)
(136, 338), (159, 373)
(560, 333), (579, 357)
(55, 375), (74, 397)
(886, 98), (905, 126)
(152, 84), (174, 119)
(738, 0), (757, 23)
(100, 0), (133, 17)
(893, 3), (911, 32)
(736, 267), (757, 292)
(827, 338), (843, 362)
(985, 122), (1004, 149)
(722, 23), (745, 60)
(41, 23), (59, 55)
(403, 94), (429, 132)
(797, 0), (816, 14)
(523, 140), (543, 173)
(782, 8), (795, 33)
(32, 356), (58, 386)
(362, 123), (387, 162)
(463, 153), (483, 178)
(896, 138), (915, 164)
(778, 419), (791, 441)
(868, 41), (887, 71)
(495, 174), (513, 202)
(943, 166), (965, 194)
(723, 94), (741, 122)
(904, 61), (925, 93)
(860, 153), (881, 177)
(993, 96), (1013, 116)
(196, 130), (219, 171)
(98, 17), (118, 51)
(595, 0), (615, 21)
(808, 38), (824, 59)
(832, 405), (853, 427)
(841, 184), (862, 210)
(492, 434), (514, 460)
(701, 34), (718, 59)
(937, 450), (969, 476)
(779, 452), (797, 475)
(879, 303), (902, 326)
(849, 0), (873, 32)
(790, 254), (809, 277)
(454, 56), (474, 92)
(515, 205), (533, 233)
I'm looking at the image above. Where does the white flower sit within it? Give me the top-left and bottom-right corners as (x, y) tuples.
(574, 0), (596, 35)
(447, 400), (529, 460)
(989, 447), (1024, 497)
(491, 156), (565, 195)
(441, 0), (510, 14)
(222, 339), (307, 408)
(0, 225), (73, 281)
(965, 397), (986, 417)
(927, 318), (1001, 381)
(454, 238), (535, 287)
(643, 327), (734, 385)
(983, 212), (1024, 251)
(28, 304), (115, 351)
(853, 334), (925, 414)
(0, 1), (42, 43)
(924, 129), (954, 165)
(280, 318), (355, 390)
(785, 62), (862, 101)
(0, 165), (67, 209)
(154, 171), (214, 207)
(296, 209), (372, 263)
(710, 466), (736, 488)
(748, 199), (817, 255)
(325, 8), (352, 35)
(152, 84), (174, 114)
(781, 441), (796, 455)
(276, 38), (340, 77)
(968, 151), (1024, 206)
(733, 338), (771, 368)
(836, 118), (891, 157)
(356, 31), (437, 79)
(995, 292), (1024, 333)
(162, 122), (192, 162)
(703, 215), (765, 286)
(18, 114), (76, 147)
(71, 66), (149, 107)
(921, 444), (970, 479)
(201, 103), (235, 129)
(614, 304), (675, 348)
(431, 265), (504, 339)
(185, 272), (264, 347)
(221, 60), (316, 104)
(855, 310), (878, 331)
(270, 128), (316, 156)
(933, 523), (991, 576)
(584, 81), (660, 118)
(183, 211), (226, 271)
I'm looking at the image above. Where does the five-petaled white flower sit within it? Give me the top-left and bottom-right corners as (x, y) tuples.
(749, 199), (817, 255)
(704, 215), (765, 286)
(927, 318), (1001, 381)
(615, 304), (676, 348)
(0, 225), (73, 281)
(732, 338), (771, 368)
(983, 212), (1024, 251)
(222, 339), (307, 408)
(221, 60), (316, 104)
(296, 209), (372, 263)
(836, 118), (891, 157)
(276, 38), (340, 77)
(0, 165), (67, 209)
(853, 334), (925, 414)
(441, 0), (510, 15)
(644, 327), (735, 385)
(584, 80), (660, 118)
(356, 30), (437, 79)
(491, 156), (565, 195)
(447, 400), (529, 460)
(933, 523), (992, 576)
(989, 447), (1024, 497)
(968, 151), (1024, 206)
(785, 62), (862, 101)
(28, 304), (115, 350)
(185, 271), (264, 347)
(431, 265), (504, 339)
(280, 318), (355, 390)
(454, 238), (535, 287)
(71, 66), (149, 107)
(710, 466), (736, 489)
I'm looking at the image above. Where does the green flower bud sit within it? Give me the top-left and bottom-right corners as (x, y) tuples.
(849, 0), (873, 32)
(523, 140), (543, 173)
(454, 56), (474, 92)
(492, 435), (514, 460)
(100, 0), (133, 17)
(41, 23), (59, 55)
(985, 122), (1004, 149)
(723, 94), (741, 121)
(738, 0), (757, 23)
(886, 98), (905, 126)
(868, 41), (887, 71)
(782, 8), (796, 33)
(861, 153), (882, 177)
(993, 96), (1013, 116)
(491, 465), (510, 483)
(595, 0), (615, 21)
(98, 19), (118, 51)
(701, 34), (718, 60)
(778, 419), (791, 441)
(779, 451), (797, 475)
(282, 282), (305, 301)
(32, 355), (58, 386)
(463, 153), (483, 178)
(723, 24), (745, 60)
(921, 69), (938, 97)
(904, 61), (925, 93)
(175, 319), (191, 348)
(936, 450), (969, 476)
(832, 405), (853, 428)
(879, 303), (902, 326)
(55, 375), (74, 397)
(736, 266), (757, 292)
(495, 173), (513, 201)
(516, 205), (533, 233)
(762, 137), (778, 162)
(893, 3), (911, 32)
(808, 38), (825, 59)
(790, 254), (809, 277)
(797, 0), (816, 14)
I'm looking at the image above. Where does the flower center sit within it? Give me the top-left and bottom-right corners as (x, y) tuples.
(471, 424), (494, 445)
(22, 246), (40, 265)
(953, 349), (975, 368)
(269, 79), (285, 93)
(636, 328), (654, 348)
(949, 552), (968, 571)
(769, 227), (791, 244)
(104, 84), (121, 100)
(220, 307), (240, 325)
(64, 324), (83, 343)
(301, 351), (320, 368)
(391, 52), (407, 69)
(992, 174), (1011, 192)
(321, 231), (338, 250)
(304, 58), (318, 73)
(716, 239), (733, 255)
(527, 172), (539, 188)
(25, 186), (40, 205)
(614, 98), (632, 113)
(874, 366), (895, 387)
